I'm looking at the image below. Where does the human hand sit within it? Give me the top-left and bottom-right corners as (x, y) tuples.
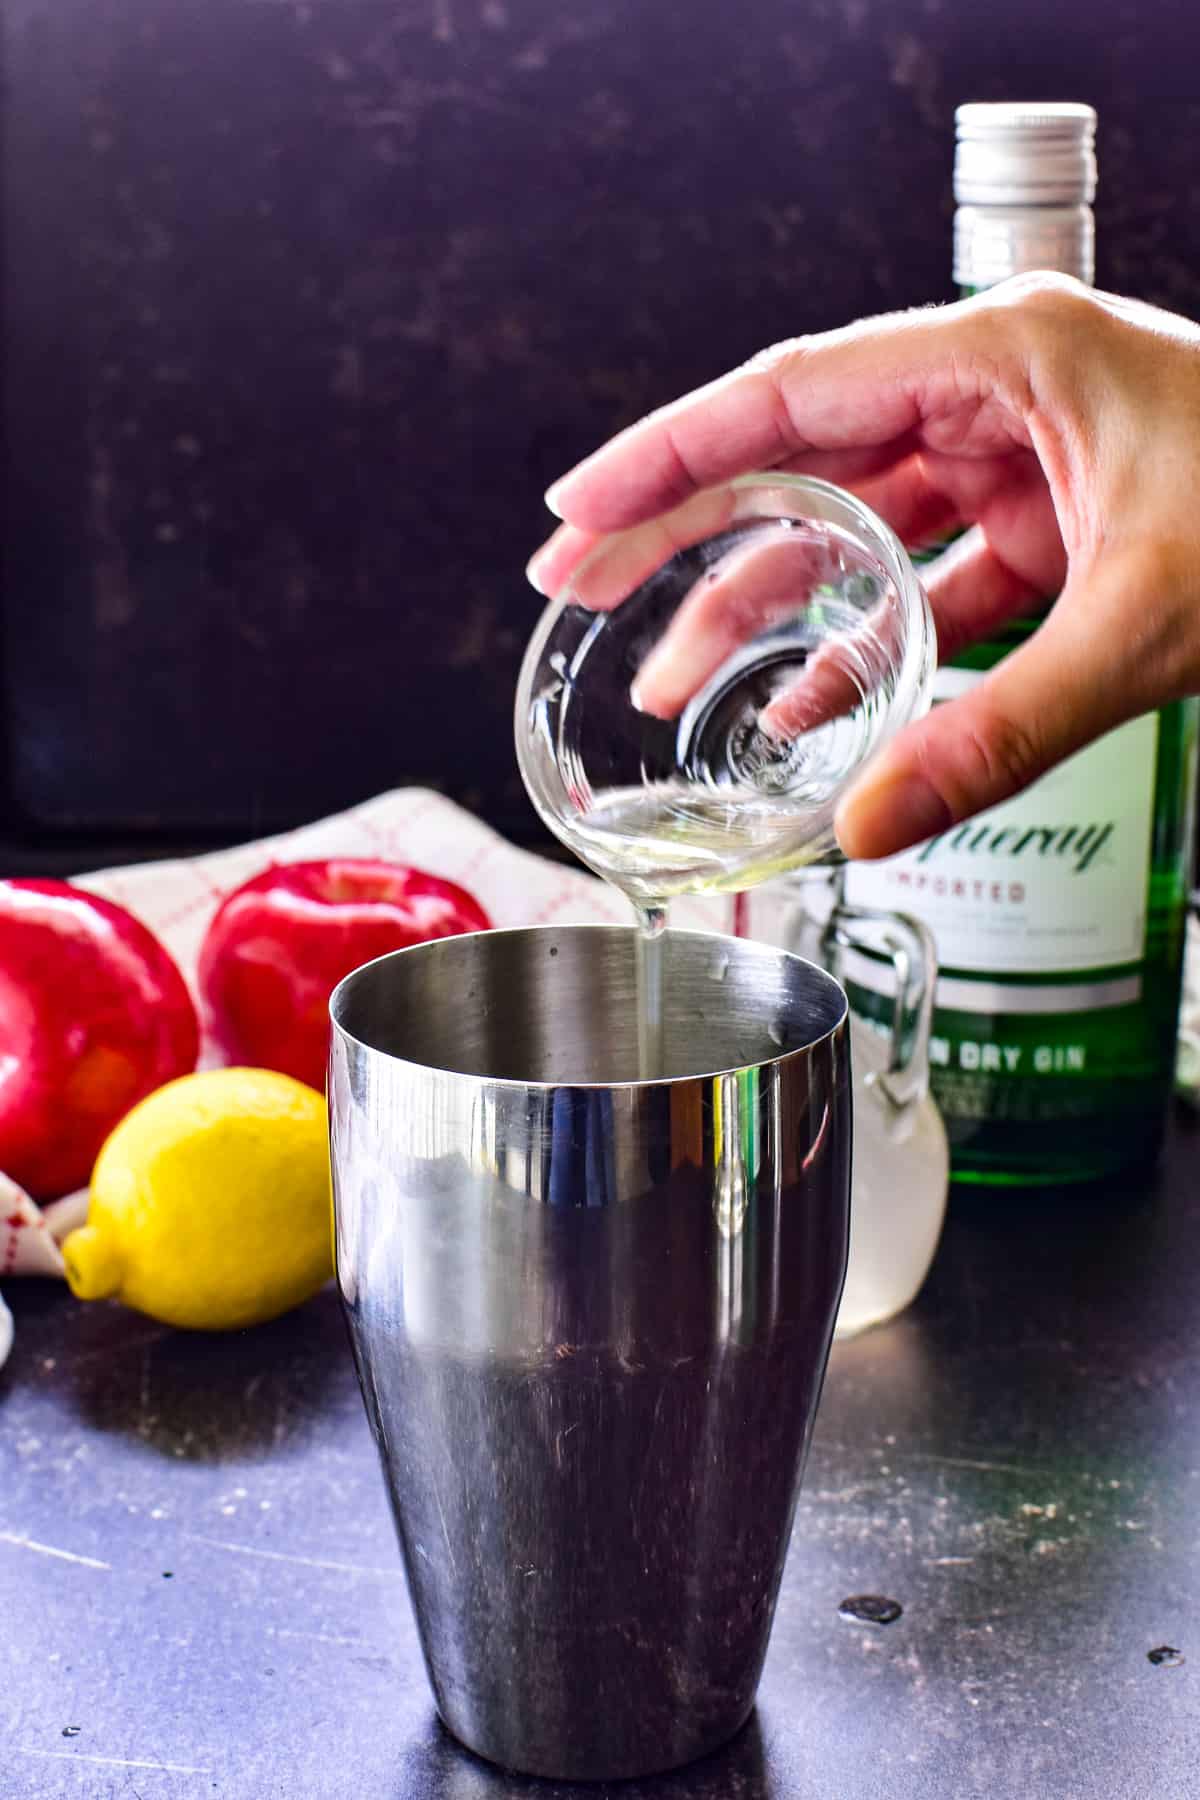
(527, 276), (1200, 858)
(550, 494), (893, 741)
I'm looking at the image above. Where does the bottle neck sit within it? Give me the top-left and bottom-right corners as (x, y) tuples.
(954, 203), (1094, 293)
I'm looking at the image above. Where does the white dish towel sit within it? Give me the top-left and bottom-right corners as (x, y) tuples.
(0, 786), (732, 1293)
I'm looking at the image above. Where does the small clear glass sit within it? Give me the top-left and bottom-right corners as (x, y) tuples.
(516, 474), (936, 911)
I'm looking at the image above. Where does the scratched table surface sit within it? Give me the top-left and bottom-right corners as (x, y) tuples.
(3, 1122), (1200, 1800)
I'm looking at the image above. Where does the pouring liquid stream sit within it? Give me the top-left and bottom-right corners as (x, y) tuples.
(516, 472), (938, 1093)
(597, 787), (836, 1081)
(635, 904), (667, 1081)
(585, 784), (829, 1081)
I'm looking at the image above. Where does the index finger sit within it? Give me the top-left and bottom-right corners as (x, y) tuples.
(543, 297), (1026, 534)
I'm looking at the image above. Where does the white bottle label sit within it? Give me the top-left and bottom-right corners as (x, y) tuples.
(843, 668), (1159, 977)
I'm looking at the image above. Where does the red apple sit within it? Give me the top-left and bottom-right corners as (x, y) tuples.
(198, 858), (491, 1090)
(0, 879), (199, 1199)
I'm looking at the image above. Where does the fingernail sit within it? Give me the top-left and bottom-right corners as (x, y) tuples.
(835, 771), (951, 860)
(628, 640), (698, 720)
(524, 553), (548, 595)
(544, 479), (568, 519)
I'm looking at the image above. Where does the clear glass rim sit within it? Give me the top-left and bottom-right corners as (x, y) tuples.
(514, 471), (936, 838)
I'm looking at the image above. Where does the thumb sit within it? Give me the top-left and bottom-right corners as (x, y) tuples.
(834, 577), (1151, 860)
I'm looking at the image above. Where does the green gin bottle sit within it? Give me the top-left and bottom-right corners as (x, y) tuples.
(843, 103), (1198, 1185)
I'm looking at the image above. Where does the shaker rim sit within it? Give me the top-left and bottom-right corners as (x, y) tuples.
(328, 922), (849, 1092)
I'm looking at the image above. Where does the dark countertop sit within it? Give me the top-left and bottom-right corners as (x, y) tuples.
(3, 1121), (1200, 1799)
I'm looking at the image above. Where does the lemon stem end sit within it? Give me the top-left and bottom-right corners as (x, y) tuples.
(62, 1224), (122, 1301)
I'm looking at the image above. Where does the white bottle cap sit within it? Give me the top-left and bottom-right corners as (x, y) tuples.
(954, 102), (1097, 206)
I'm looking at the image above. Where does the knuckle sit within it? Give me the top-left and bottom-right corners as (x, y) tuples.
(976, 274), (1104, 420)
(992, 274), (1106, 374)
(742, 337), (810, 378)
(924, 698), (1045, 813)
(995, 270), (1093, 324)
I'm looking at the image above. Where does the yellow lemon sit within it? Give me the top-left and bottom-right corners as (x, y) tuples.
(62, 1067), (332, 1331)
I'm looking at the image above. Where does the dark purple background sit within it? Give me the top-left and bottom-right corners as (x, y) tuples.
(5, 0), (1200, 859)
